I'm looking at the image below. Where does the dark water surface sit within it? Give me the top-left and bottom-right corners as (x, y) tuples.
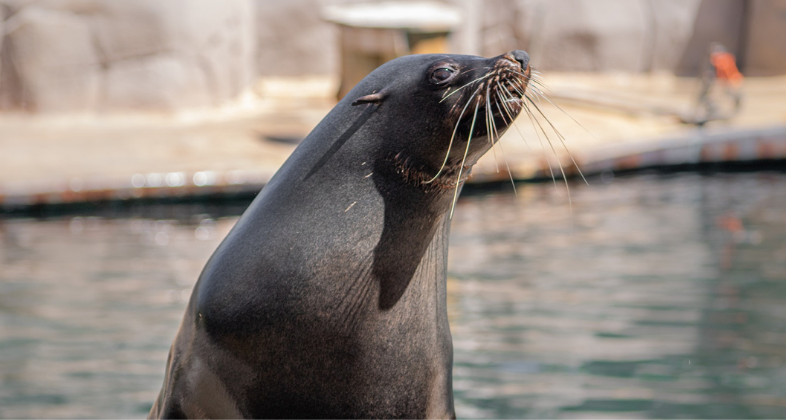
(1, 173), (786, 418)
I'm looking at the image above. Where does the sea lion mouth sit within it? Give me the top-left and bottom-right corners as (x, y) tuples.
(460, 53), (531, 131)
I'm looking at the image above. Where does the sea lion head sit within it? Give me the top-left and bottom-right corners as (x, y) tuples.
(345, 50), (531, 192)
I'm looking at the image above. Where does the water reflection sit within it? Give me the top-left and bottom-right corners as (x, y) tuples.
(0, 215), (237, 417)
(449, 173), (786, 419)
(0, 173), (785, 418)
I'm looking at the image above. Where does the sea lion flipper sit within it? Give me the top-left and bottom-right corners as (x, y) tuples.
(351, 89), (389, 106)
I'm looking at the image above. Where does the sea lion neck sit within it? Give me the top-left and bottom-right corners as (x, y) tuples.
(384, 151), (472, 195)
(369, 163), (453, 310)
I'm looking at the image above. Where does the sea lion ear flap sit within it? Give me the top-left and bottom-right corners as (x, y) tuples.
(351, 89), (389, 106)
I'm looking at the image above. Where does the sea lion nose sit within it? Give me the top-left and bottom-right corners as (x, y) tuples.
(511, 50), (530, 69)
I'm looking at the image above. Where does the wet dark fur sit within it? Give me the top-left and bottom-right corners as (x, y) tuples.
(149, 51), (530, 419)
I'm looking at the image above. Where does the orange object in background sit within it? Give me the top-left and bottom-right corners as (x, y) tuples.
(711, 51), (744, 86)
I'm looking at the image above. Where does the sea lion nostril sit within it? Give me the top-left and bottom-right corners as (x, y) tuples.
(511, 50), (530, 69)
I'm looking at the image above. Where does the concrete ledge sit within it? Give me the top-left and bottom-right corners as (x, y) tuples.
(3, 125), (785, 212)
(576, 125), (786, 176)
(0, 169), (272, 210)
(2, 73), (784, 212)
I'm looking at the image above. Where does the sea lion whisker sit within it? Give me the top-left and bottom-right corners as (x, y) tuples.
(449, 100), (480, 219)
(524, 95), (588, 186)
(494, 89), (517, 128)
(528, 78), (550, 91)
(506, 81), (531, 107)
(510, 76), (531, 91)
(426, 84), (484, 183)
(495, 81), (518, 106)
(496, 78), (522, 97)
(487, 87), (509, 143)
(492, 91), (511, 125)
(509, 75), (591, 180)
(509, 69), (532, 78)
(523, 96), (574, 213)
(494, 93), (513, 127)
(521, 99), (559, 190)
(528, 87), (545, 107)
(513, 71), (534, 80)
(439, 73), (494, 103)
(489, 91), (518, 197)
(497, 81), (522, 106)
(495, 83), (532, 151)
(526, 74), (546, 86)
(485, 84), (500, 173)
(441, 87), (452, 100)
(527, 84), (598, 145)
(493, 127), (518, 198)
(507, 70), (535, 89)
(527, 84), (548, 98)
(529, 82), (551, 97)
(509, 80), (529, 100)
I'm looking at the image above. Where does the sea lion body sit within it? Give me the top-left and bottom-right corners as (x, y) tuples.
(150, 51), (530, 419)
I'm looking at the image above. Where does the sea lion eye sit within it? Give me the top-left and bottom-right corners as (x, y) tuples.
(430, 67), (455, 83)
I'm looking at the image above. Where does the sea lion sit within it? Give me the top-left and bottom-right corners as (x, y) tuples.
(149, 50), (531, 419)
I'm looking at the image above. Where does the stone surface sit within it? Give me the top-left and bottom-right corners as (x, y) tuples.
(0, 0), (785, 114)
(103, 55), (211, 110)
(1, 73), (785, 206)
(93, 0), (256, 109)
(673, 0), (747, 76)
(744, 0), (786, 76)
(2, 6), (100, 112)
(254, 0), (344, 78)
(0, 0), (255, 113)
(503, 0), (704, 73)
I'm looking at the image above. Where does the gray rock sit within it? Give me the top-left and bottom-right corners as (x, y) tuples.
(674, 0), (747, 76)
(0, 0), (255, 113)
(744, 0), (786, 76)
(1, 0), (784, 114)
(254, 0), (344, 77)
(91, 0), (256, 103)
(103, 55), (210, 111)
(3, 5), (100, 112)
(504, 0), (703, 73)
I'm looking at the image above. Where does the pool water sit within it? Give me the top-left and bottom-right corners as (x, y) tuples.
(1, 173), (786, 418)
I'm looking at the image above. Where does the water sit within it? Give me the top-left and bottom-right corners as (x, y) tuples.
(1, 173), (786, 418)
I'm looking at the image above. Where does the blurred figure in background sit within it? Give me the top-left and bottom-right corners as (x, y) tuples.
(694, 42), (744, 125)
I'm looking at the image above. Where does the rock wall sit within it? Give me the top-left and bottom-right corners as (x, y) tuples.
(254, 0), (345, 77)
(0, 0), (255, 113)
(505, 0), (704, 73)
(745, 0), (786, 76)
(0, 0), (783, 113)
(252, 0), (784, 77)
(671, 0), (748, 76)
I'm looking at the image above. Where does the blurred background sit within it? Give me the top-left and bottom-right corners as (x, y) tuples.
(1, 0), (786, 418)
